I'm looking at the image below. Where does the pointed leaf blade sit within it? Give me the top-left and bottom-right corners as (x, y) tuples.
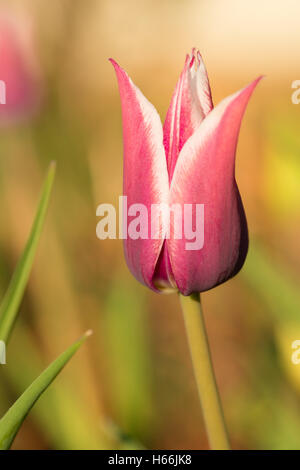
(0, 162), (56, 343)
(0, 330), (92, 450)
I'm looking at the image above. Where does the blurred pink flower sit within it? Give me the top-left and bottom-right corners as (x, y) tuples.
(111, 49), (261, 295)
(0, 10), (41, 125)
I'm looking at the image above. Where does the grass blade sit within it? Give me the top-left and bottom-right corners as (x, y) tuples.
(0, 330), (92, 450)
(0, 162), (56, 343)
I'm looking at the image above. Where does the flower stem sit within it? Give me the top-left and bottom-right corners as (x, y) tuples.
(179, 292), (230, 450)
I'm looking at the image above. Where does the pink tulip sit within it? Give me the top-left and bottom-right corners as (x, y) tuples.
(111, 49), (261, 295)
(0, 10), (41, 125)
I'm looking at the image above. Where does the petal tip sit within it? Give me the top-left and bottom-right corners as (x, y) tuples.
(109, 57), (118, 69)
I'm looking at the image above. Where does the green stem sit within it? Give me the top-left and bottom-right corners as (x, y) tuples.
(179, 292), (230, 450)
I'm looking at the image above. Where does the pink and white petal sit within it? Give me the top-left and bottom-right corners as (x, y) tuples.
(188, 49), (213, 118)
(110, 59), (169, 291)
(168, 77), (262, 295)
(163, 49), (213, 181)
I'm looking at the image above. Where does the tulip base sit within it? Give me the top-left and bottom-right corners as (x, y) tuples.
(179, 292), (230, 450)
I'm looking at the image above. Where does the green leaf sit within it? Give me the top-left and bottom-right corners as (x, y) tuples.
(0, 162), (56, 343)
(0, 330), (92, 450)
(4, 323), (114, 449)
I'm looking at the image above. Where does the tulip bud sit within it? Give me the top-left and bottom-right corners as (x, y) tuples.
(111, 50), (261, 295)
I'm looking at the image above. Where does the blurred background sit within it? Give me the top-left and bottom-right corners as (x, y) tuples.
(0, 0), (300, 450)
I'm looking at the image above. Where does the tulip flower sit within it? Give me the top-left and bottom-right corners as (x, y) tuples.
(111, 49), (262, 450)
(0, 10), (41, 125)
(110, 49), (261, 297)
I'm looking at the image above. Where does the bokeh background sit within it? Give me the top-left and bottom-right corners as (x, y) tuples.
(0, 0), (300, 450)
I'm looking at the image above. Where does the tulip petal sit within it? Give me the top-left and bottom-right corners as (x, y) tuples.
(110, 59), (169, 290)
(168, 77), (262, 295)
(163, 49), (213, 181)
